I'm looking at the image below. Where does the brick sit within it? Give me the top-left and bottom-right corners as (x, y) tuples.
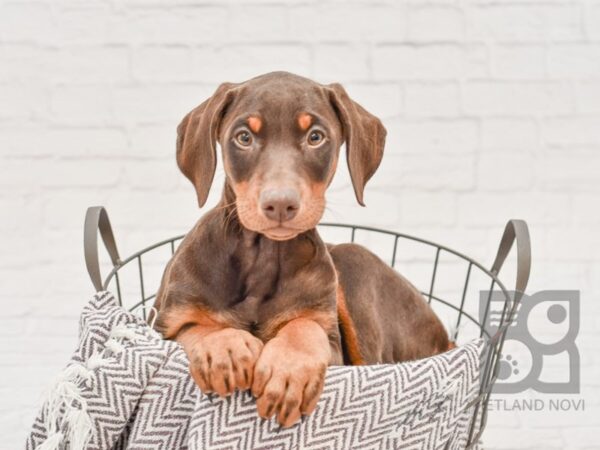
(1, 410), (39, 450)
(321, 187), (401, 228)
(50, 46), (130, 84)
(0, 84), (47, 120)
(373, 44), (488, 81)
(132, 46), (193, 82)
(42, 191), (110, 230)
(47, 127), (129, 158)
(0, 45), (53, 83)
(457, 193), (570, 227)
(385, 119), (479, 156)
(0, 264), (52, 300)
(109, 7), (228, 44)
(112, 84), (212, 125)
(0, 335), (77, 364)
(54, 4), (113, 44)
(123, 160), (179, 191)
(50, 85), (112, 125)
(32, 232), (89, 266)
(206, 45), (311, 83)
(587, 2), (600, 40)
(576, 81), (600, 114)
(548, 44), (600, 78)
(342, 83), (403, 119)
(521, 391), (599, 427)
(407, 6), (464, 42)
(0, 3), (57, 43)
(477, 153), (535, 191)
(0, 160), (42, 187)
(39, 160), (123, 188)
(185, 45), (313, 84)
(538, 154), (600, 192)
(572, 194), (600, 226)
(105, 191), (200, 229)
(542, 117), (600, 147)
(463, 81), (573, 116)
(561, 427), (600, 449)
(481, 119), (539, 152)
(467, 5), (544, 42)
(484, 425), (564, 449)
(527, 261), (590, 292)
(466, 4), (581, 42)
(0, 196), (43, 232)
(492, 45), (546, 80)
(314, 44), (369, 83)
(1, 365), (67, 393)
(0, 125), (123, 159)
(370, 154), (477, 192)
(289, 4), (407, 42)
(404, 82), (460, 117)
(543, 4), (584, 41)
(32, 317), (80, 337)
(130, 124), (177, 159)
(227, 5), (288, 41)
(0, 125), (51, 157)
(399, 192), (456, 226)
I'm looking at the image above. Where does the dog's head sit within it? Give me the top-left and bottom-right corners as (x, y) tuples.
(176, 72), (386, 241)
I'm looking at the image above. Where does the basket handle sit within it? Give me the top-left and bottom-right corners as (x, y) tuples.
(490, 219), (531, 301)
(84, 206), (121, 292)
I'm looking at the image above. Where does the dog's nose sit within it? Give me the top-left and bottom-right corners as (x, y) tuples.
(260, 189), (300, 222)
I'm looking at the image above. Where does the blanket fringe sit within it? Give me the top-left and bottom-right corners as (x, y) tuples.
(37, 323), (142, 449)
(36, 431), (63, 450)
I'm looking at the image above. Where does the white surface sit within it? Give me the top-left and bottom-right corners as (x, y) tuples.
(1, 1), (599, 448)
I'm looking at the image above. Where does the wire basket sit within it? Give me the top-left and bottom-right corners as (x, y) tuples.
(83, 206), (530, 448)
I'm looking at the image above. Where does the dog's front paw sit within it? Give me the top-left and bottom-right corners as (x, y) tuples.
(251, 335), (329, 428)
(188, 328), (263, 397)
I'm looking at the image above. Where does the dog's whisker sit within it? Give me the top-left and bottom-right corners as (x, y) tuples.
(213, 200), (237, 212)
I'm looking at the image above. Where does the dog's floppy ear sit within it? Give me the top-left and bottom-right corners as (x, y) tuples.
(327, 83), (386, 206)
(176, 82), (237, 207)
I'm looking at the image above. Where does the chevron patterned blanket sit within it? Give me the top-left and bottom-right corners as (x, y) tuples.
(26, 291), (484, 450)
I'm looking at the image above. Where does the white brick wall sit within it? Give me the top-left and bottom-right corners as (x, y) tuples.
(1, 0), (599, 448)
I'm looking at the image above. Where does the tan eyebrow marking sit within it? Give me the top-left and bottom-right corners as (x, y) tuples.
(247, 116), (262, 133)
(298, 113), (312, 131)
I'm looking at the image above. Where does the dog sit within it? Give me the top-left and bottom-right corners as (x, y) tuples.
(153, 72), (451, 428)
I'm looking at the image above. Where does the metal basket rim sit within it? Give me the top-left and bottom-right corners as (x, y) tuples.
(103, 222), (510, 297)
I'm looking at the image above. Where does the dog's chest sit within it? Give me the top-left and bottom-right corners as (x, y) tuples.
(228, 232), (318, 336)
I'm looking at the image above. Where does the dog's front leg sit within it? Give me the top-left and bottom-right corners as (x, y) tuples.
(177, 325), (264, 397)
(251, 317), (332, 428)
(161, 304), (264, 397)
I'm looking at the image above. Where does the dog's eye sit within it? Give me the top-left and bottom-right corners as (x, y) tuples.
(235, 131), (253, 147)
(307, 130), (325, 146)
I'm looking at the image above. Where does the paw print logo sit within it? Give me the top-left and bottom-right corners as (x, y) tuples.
(481, 290), (580, 394)
(547, 304), (567, 325)
(498, 355), (519, 380)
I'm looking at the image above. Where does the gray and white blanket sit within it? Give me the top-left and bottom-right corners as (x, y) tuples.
(26, 291), (483, 450)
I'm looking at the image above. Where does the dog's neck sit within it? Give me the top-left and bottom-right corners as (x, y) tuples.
(208, 181), (329, 324)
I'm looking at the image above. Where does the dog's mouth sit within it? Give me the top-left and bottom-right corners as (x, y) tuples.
(233, 191), (325, 241)
(261, 226), (302, 241)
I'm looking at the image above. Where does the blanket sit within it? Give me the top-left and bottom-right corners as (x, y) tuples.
(26, 291), (484, 450)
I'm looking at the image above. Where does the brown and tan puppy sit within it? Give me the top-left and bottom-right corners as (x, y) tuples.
(153, 72), (451, 428)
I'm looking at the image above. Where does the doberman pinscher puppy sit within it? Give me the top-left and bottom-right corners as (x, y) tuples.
(153, 72), (451, 428)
